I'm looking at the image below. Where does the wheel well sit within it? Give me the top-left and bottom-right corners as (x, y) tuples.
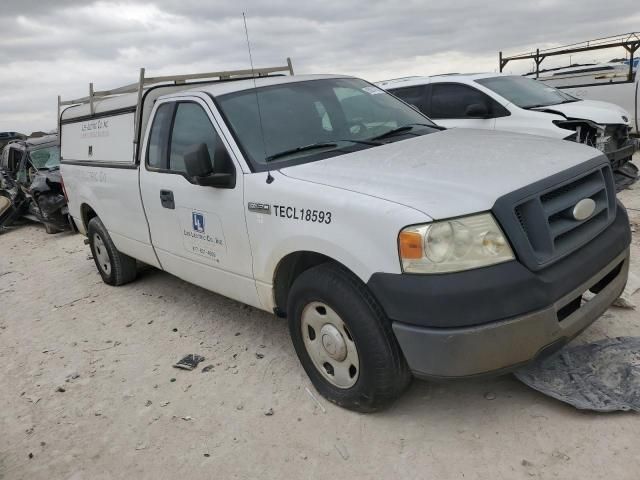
(273, 251), (342, 317)
(80, 204), (98, 232)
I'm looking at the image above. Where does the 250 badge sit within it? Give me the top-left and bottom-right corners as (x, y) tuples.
(272, 205), (332, 224)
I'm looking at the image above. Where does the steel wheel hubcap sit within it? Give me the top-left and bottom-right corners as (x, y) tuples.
(93, 233), (111, 276)
(301, 302), (359, 389)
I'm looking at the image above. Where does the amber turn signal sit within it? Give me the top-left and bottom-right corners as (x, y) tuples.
(399, 231), (423, 259)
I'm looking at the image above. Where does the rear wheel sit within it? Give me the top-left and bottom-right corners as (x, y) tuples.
(87, 217), (137, 286)
(288, 263), (411, 412)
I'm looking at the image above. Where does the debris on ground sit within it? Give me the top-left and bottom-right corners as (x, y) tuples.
(201, 364), (214, 373)
(334, 441), (349, 460)
(305, 387), (326, 413)
(173, 354), (205, 371)
(515, 336), (640, 412)
(612, 271), (640, 309)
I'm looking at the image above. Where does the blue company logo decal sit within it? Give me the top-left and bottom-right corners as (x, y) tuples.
(192, 212), (205, 233)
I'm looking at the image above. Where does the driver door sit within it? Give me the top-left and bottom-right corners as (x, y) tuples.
(139, 96), (260, 308)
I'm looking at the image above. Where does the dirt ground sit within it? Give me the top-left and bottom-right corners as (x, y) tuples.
(2, 164), (640, 480)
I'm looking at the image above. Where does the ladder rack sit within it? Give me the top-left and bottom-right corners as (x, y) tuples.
(58, 57), (294, 143)
(499, 33), (639, 81)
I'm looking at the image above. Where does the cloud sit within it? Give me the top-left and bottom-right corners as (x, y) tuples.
(0, 0), (638, 133)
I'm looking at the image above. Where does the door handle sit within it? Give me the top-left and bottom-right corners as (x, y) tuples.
(159, 189), (175, 209)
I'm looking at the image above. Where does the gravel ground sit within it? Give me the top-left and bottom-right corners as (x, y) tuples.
(1, 163), (640, 480)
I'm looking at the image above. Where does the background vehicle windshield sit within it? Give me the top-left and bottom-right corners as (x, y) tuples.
(29, 145), (60, 169)
(476, 75), (579, 109)
(217, 78), (437, 168)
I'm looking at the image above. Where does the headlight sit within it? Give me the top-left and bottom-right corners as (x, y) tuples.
(399, 213), (514, 274)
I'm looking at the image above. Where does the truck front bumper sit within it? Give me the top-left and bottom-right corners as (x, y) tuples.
(368, 205), (631, 379)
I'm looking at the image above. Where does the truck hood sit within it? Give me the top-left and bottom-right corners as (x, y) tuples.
(532, 99), (631, 126)
(280, 129), (604, 220)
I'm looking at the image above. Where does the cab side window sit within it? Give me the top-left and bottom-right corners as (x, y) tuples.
(147, 103), (174, 168)
(169, 103), (219, 174)
(430, 83), (507, 119)
(390, 85), (429, 116)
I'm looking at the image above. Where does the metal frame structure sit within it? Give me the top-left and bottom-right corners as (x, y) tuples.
(499, 33), (640, 84)
(57, 57), (294, 144)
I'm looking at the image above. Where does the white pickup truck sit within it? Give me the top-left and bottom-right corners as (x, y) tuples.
(60, 63), (631, 412)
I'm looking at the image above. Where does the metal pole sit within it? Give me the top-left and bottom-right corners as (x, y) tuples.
(57, 95), (61, 143)
(499, 51), (503, 72)
(89, 83), (94, 116)
(132, 68), (146, 163)
(287, 57), (294, 76)
(535, 49), (540, 79)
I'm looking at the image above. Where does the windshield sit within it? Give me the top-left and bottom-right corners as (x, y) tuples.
(29, 145), (60, 169)
(476, 75), (579, 109)
(216, 78), (438, 169)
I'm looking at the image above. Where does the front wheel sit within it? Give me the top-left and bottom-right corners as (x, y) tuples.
(87, 217), (137, 286)
(288, 263), (411, 412)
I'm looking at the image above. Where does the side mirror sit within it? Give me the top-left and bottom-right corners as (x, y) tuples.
(465, 103), (489, 118)
(184, 143), (235, 189)
(184, 143), (213, 177)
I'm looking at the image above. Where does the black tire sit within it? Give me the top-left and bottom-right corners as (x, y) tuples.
(287, 263), (411, 412)
(87, 217), (137, 286)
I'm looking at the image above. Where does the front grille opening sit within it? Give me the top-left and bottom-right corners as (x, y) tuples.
(501, 165), (616, 271)
(590, 261), (623, 294)
(556, 260), (624, 323)
(540, 170), (602, 204)
(557, 295), (583, 322)
(547, 189), (607, 225)
(553, 209), (608, 252)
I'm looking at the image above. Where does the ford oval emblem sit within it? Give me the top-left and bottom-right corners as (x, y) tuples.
(572, 198), (596, 221)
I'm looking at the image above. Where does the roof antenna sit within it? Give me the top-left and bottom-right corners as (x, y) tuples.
(242, 12), (273, 184)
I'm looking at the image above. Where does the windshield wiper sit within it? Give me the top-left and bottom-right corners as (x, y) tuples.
(369, 123), (435, 141)
(338, 138), (383, 146)
(523, 104), (551, 110)
(265, 142), (338, 162)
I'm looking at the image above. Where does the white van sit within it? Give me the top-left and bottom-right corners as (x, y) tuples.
(378, 74), (638, 188)
(60, 63), (631, 411)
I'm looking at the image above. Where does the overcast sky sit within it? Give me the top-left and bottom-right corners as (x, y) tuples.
(1, 0), (638, 133)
